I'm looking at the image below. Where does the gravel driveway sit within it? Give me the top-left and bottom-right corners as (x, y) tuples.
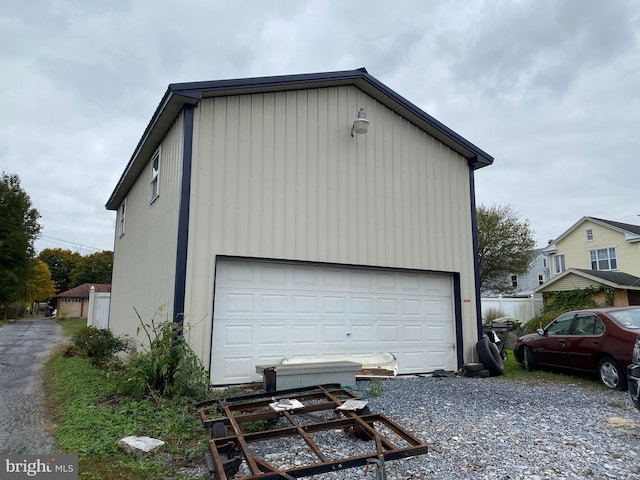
(0, 317), (65, 454)
(239, 376), (640, 480)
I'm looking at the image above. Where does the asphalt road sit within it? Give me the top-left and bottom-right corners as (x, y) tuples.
(0, 317), (66, 454)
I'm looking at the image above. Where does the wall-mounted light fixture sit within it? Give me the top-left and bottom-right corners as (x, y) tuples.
(351, 108), (369, 137)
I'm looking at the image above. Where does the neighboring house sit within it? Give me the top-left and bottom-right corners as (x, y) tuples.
(535, 269), (640, 307)
(105, 68), (493, 385)
(542, 217), (640, 279)
(484, 248), (550, 297)
(536, 217), (640, 306)
(511, 248), (550, 296)
(55, 284), (111, 318)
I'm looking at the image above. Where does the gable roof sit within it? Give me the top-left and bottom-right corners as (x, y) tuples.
(534, 268), (640, 293)
(589, 217), (640, 238)
(106, 68), (493, 210)
(56, 283), (111, 299)
(543, 216), (640, 253)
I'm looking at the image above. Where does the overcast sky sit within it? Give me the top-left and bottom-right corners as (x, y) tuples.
(2, 0), (638, 255)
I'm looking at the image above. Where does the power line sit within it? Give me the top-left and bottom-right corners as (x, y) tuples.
(37, 234), (108, 253)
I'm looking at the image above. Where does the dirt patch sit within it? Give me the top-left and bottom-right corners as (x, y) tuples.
(606, 416), (640, 437)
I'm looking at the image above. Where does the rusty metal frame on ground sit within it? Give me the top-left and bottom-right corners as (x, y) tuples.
(195, 383), (428, 479)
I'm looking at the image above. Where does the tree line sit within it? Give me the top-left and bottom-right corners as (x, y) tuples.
(0, 172), (113, 319)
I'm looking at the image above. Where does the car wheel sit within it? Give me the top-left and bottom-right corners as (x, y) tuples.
(476, 336), (504, 376)
(597, 357), (627, 391)
(523, 346), (536, 372)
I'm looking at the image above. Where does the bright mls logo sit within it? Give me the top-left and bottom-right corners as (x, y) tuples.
(1, 455), (78, 479)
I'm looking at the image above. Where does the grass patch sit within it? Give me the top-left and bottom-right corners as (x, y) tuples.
(501, 350), (605, 389)
(57, 317), (87, 337)
(45, 350), (209, 479)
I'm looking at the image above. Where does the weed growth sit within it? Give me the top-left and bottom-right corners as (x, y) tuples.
(46, 352), (208, 479)
(116, 308), (210, 400)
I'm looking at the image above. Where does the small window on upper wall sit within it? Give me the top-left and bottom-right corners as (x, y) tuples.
(538, 274), (544, 285)
(511, 275), (518, 287)
(149, 148), (160, 203)
(554, 254), (566, 274)
(585, 228), (594, 241)
(118, 199), (126, 237)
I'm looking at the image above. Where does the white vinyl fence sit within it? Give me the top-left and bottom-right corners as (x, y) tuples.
(87, 286), (110, 329)
(481, 294), (543, 323)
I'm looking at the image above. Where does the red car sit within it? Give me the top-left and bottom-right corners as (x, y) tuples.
(514, 307), (640, 390)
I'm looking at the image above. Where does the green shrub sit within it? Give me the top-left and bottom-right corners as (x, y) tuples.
(117, 311), (210, 400)
(68, 326), (129, 366)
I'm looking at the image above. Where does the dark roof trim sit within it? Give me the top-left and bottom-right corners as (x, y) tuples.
(106, 68), (493, 210)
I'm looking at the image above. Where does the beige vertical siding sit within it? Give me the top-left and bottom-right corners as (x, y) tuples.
(552, 220), (640, 277)
(184, 85), (478, 365)
(109, 114), (185, 339)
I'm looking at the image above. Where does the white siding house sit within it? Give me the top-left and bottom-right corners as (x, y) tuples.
(106, 68), (493, 385)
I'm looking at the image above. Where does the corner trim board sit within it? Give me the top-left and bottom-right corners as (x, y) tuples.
(173, 104), (195, 325)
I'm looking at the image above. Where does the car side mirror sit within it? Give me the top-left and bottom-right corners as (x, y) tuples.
(536, 328), (545, 335)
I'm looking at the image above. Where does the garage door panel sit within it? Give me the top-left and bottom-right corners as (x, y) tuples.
(292, 295), (317, 313)
(221, 324), (252, 346)
(322, 269), (347, 288)
(375, 272), (397, 290)
(323, 296), (347, 314)
(223, 262), (255, 284)
(211, 260), (455, 385)
(350, 271), (373, 290)
(402, 325), (423, 343)
(290, 324), (317, 344)
(226, 293), (255, 313)
(323, 324), (347, 343)
(427, 350), (448, 370)
(215, 356), (253, 382)
(425, 299), (445, 315)
(350, 324), (374, 343)
(261, 265), (288, 284)
(377, 298), (399, 315)
(261, 294), (287, 313)
(351, 297), (373, 315)
(292, 267), (318, 286)
(401, 351), (428, 371)
(400, 275), (422, 292)
(401, 298), (422, 315)
(377, 325), (400, 342)
(258, 325), (287, 345)
(426, 325), (447, 342)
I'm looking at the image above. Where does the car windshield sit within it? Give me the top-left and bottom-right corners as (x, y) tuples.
(608, 308), (640, 330)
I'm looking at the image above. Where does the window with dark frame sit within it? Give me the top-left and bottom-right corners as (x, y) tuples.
(118, 199), (126, 237)
(149, 149), (160, 202)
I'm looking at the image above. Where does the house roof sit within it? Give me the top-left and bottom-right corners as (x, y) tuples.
(56, 283), (111, 299)
(106, 67), (494, 210)
(543, 216), (640, 253)
(534, 268), (640, 293)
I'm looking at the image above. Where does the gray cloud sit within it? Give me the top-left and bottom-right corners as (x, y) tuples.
(0, 0), (638, 254)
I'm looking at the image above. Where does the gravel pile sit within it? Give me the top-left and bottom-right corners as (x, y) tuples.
(223, 375), (640, 480)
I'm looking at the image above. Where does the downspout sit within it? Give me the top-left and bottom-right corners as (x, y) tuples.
(172, 104), (195, 327)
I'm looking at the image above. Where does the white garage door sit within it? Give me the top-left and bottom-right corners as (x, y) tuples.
(211, 259), (456, 385)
